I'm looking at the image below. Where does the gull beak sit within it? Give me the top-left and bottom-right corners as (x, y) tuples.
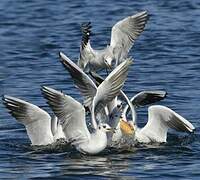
(104, 58), (113, 70)
(106, 127), (116, 133)
(120, 119), (135, 135)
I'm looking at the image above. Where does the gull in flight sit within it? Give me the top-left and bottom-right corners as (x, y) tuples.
(119, 104), (195, 143)
(41, 59), (131, 154)
(2, 95), (65, 146)
(78, 11), (148, 72)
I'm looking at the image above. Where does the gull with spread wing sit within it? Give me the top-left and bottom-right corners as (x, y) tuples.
(89, 72), (195, 144)
(88, 71), (169, 142)
(119, 104), (195, 143)
(41, 86), (113, 154)
(78, 11), (148, 72)
(41, 59), (131, 154)
(59, 52), (132, 121)
(2, 96), (65, 146)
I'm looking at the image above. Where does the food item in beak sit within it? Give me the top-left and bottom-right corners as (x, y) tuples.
(120, 119), (134, 135)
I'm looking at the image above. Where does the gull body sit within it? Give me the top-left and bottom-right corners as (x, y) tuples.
(42, 86), (112, 154)
(89, 71), (169, 143)
(107, 90), (195, 144)
(120, 105), (195, 144)
(78, 11), (148, 72)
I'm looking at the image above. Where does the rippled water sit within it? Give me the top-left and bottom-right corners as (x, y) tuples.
(1, 0), (200, 179)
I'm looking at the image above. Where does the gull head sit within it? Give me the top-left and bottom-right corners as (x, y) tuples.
(116, 99), (123, 112)
(98, 123), (114, 133)
(120, 119), (135, 135)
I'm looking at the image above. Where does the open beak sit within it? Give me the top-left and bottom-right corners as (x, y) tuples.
(120, 119), (134, 135)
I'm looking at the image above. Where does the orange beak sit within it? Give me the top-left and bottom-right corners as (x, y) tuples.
(120, 119), (134, 135)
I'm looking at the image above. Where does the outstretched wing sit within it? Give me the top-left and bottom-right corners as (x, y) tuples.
(91, 58), (132, 129)
(41, 86), (90, 144)
(131, 90), (167, 107)
(110, 11), (148, 65)
(2, 95), (54, 145)
(59, 52), (97, 109)
(139, 105), (195, 143)
(90, 71), (136, 126)
(78, 22), (95, 71)
(80, 22), (92, 49)
(122, 90), (167, 118)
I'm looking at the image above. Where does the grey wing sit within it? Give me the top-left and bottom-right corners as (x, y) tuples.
(89, 71), (135, 125)
(122, 90), (167, 117)
(2, 95), (54, 145)
(140, 105), (195, 142)
(92, 58), (132, 123)
(110, 11), (148, 65)
(89, 71), (136, 121)
(41, 86), (90, 144)
(131, 90), (167, 107)
(80, 22), (92, 49)
(78, 22), (95, 71)
(59, 52), (97, 109)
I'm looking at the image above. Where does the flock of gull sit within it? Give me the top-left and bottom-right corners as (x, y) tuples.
(3, 11), (195, 155)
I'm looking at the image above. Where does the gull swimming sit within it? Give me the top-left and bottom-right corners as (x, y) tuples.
(41, 86), (113, 155)
(2, 95), (65, 145)
(3, 55), (131, 154)
(119, 104), (195, 143)
(88, 71), (168, 142)
(88, 73), (194, 144)
(78, 11), (148, 72)
(41, 59), (131, 154)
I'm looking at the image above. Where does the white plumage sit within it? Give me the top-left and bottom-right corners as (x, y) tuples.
(78, 11), (148, 72)
(2, 95), (65, 145)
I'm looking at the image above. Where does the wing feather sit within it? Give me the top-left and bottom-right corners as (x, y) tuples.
(122, 90), (167, 117)
(41, 86), (90, 144)
(93, 58), (132, 118)
(110, 11), (148, 64)
(2, 95), (54, 145)
(78, 22), (95, 71)
(140, 105), (195, 142)
(59, 52), (97, 109)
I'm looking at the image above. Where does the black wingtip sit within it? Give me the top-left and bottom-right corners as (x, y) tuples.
(59, 52), (65, 62)
(2, 95), (7, 105)
(41, 85), (47, 92)
(59, 51), (62, 58)
(81, 22), (92, 48)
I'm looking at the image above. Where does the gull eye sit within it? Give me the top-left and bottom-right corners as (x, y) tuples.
(103, 125), (106, 128)
(117, 104), (121, 108)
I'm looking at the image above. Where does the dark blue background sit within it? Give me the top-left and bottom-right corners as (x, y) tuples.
(0, 0), (200, 179)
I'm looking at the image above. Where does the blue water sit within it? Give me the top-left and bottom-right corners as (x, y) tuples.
(0, 0), (200, 179)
